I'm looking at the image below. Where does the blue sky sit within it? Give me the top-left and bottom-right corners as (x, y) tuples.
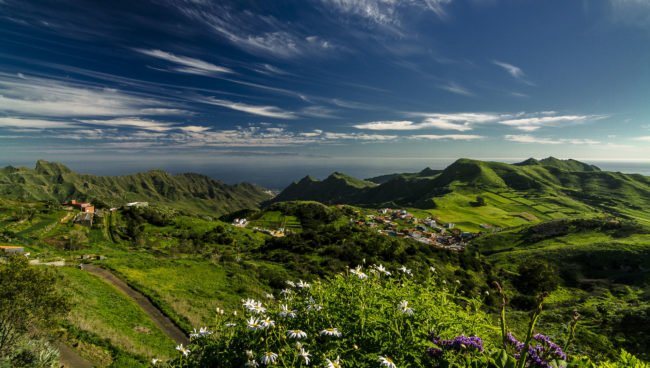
(1, 0), (650, 187)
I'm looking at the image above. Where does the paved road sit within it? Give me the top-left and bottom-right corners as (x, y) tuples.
(54, 342), (93, 368)
(84, 264), (189, 345)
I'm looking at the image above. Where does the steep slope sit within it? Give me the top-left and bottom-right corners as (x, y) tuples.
(365, 167), (442, 184)
(270, 172), (376, 204)
(0, 160), (273, 216)
(515, 156), (601, 172)
(270, 158), (650, 224)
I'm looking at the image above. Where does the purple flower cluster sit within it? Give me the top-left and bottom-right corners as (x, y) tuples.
(427, 331), (484, 358)
(506, 333), (567, 368)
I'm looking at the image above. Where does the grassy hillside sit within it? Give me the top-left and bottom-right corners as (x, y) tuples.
(271, 172), (377, 204)
(0, 160), (273, 217)
(270, 158), (650, 226)
(2, 158), (649, 365)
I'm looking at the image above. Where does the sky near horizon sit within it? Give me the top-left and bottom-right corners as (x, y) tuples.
(1, 0), (650, 185)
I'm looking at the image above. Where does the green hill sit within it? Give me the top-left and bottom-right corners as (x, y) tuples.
(270, 158), (650, 225)
(365, 167), (442, 184)
(0, 160), (273, 217)
(270, 172), (377, 204)
(515, 156), (601, 172)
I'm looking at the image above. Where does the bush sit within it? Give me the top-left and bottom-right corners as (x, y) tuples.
(164, 265), (495, 367)
(514, 259), (559, 295)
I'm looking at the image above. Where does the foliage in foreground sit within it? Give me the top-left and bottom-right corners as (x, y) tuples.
(0, 256), (69, 367)
(155, 264), (647, 368)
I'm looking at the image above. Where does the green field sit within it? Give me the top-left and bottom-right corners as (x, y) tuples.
(56, 267), (176, 361)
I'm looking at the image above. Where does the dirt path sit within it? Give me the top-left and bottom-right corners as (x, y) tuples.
(84, 264), (189, 346)
(54, 342), (93, 368)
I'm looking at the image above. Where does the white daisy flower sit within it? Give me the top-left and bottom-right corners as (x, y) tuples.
(286, 280), (296, 287)
(398, 300), (414, 316)
(247, 317), (261, 330)
(242, 298), (257, 309)
(350, 266), (368, 280)
(245, 359), (259, 367)
(265, 293), (275, 299)
(376, 264), (392, 277)
(175, 344), (190, 356)
(295, 341), (303, 350)
(307, 303), (323, 312)
(249, 302), (266, 314)
(246, 350), (254, 358)
(378, 356), (397, 368)
(429, 266), (436, 273)
(215, 307), (225, 315)
(325, 355), (342, 368)
(297, 280), (310, 288)
(398, 265), (412, 276)
(299, 348), (311, 365)
(279, 304), (297, 318)
(287, 329), (308, 339)
(320, 328), (342, 337)
(260, 317), (275, 329)
(190, 326), (212, 338)
(280, 288), (292, 296)
(151, 358), (159, 365)
(225, 322), (237, 327)
(259, 351), (278, 365)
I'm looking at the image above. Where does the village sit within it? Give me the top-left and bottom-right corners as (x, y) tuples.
(353, 208), (473, 251)
(231, 205), (503, 252)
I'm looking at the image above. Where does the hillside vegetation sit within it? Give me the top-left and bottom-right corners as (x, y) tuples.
(270, 157), (650, 227)
(1, 157), (649, 367)
(0, 160), (273, 217)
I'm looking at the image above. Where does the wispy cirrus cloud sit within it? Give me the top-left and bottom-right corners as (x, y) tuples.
(492, 60), (534, 85)
(168, 1), (336, 59)
(0, 117), (79, 129)
(0, 72), (183, 117)
(199, 97), (297, 119)
(410, 134), (484, 140)
(498, 114), (595, 131)
(354, 113), (502, 131)
(439, 82), (474, 97)
(319, 0), (453, 26)
(134, 49), (234, 76)
(633, 136), (650, 141)
(505, 134), (600, 145)
(81, 118), (177, 132)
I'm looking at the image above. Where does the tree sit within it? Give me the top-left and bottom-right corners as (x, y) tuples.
(0, 256), (69, 357)
(514, 259), (560, 295)
(68, 230), (88, 250)
(470, 196), (486, 207)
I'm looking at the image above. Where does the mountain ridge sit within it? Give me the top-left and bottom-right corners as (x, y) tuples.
(0, 160), (273, 216)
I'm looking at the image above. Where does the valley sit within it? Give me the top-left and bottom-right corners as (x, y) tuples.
(1, 158), (649, 367)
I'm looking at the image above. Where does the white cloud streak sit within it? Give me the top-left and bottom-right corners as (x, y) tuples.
(0, 72), (181, 117)
(439, 82), (474, 97)
(410, 134), (483, 140)
(355, 113), (503, 131)
(0, 117), (79, 129)
(319, 0), (453, 25)
(81, 118), (176, 132)
(492, 60), (534, 85)
(199, 97), (297, 119)
(505, 134), (600, 145)
(498, 115), (591, 131)
(134, 49), (234, 75)
(170, 2), (336, 59)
